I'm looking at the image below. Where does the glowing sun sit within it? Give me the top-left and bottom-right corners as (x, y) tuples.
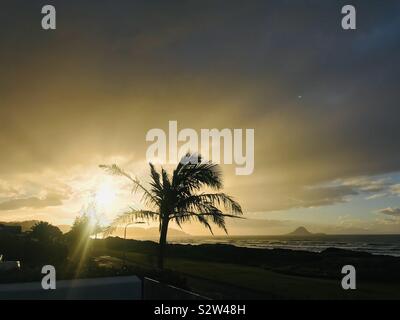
(95, 182), (116, 207)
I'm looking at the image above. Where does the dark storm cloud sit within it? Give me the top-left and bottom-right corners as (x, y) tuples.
(1, 0), (400, 212)
(0, 194), (63, 211)
(292, 185), (359, 208)
(378, 208), (400, 217)
(230, 182), (359, 212)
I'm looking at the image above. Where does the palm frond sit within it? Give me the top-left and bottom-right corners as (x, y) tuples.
(104, 209), (159, 236)
(148, 163), (164, 207)
(172, 153), (223, 192)
(172, 210), (229, 234)
(99, 164), (158, 207)
(178, 192), (243, 215)
(161, 168), (172, 190)
(195, 214), (214, 235)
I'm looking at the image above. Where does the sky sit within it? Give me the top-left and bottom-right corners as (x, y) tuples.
(1, 0), (400, 235)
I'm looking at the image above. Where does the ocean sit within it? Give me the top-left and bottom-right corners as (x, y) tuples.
(168, 234), (400, 257)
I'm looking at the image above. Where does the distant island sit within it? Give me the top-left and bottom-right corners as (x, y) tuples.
(286, 226), (326, 236)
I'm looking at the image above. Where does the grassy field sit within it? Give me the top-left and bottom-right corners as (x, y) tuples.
(93, 247), (400, 300)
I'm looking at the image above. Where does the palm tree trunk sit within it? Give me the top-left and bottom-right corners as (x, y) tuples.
(157, 217), (169, 269)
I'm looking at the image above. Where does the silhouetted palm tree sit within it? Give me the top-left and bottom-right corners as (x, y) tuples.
(100, 153), (243, 269)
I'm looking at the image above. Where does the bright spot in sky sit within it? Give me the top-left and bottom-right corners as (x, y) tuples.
(95, 181), (116, 207)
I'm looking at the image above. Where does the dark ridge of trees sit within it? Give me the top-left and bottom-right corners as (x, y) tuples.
(29, 221), (63, 243)
(0, 232), (68, 267)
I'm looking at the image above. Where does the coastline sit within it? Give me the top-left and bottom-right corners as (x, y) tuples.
(127, 234), (400, 257)
(103, 237), (400, 282)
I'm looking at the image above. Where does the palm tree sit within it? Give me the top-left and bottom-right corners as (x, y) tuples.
(100, 153), (243, 269)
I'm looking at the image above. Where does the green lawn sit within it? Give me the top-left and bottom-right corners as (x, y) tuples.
(94, 248), (400, 299)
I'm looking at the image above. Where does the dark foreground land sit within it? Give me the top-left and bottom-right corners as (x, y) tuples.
(91, 238), (400, 299)
(2, 235), (400, 299)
